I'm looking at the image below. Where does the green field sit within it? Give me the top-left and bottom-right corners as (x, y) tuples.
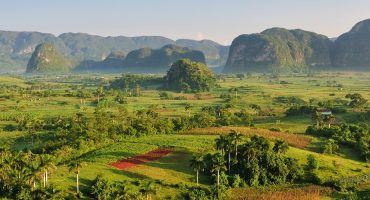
(1, 72), (370, 199)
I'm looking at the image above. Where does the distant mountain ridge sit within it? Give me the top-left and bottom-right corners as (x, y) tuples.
(0, 30), (228, 73)
(224, 28), (332, 73)
(74, 45), (206, 73)
(5, 18), (370, 74)
(224, 19), (370, 73)
(332, 19), (370, 69)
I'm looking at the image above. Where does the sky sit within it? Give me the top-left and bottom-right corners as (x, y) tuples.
(0, 0), (369, 45)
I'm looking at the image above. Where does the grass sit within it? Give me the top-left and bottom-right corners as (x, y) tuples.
(1, 72), (370, 198)
(180, 126), (313, 149)
(286, 147), (370, 181)
(50, 137), (212, 198)
(46, 134), (370, 198)
(0, 76), (27, 87)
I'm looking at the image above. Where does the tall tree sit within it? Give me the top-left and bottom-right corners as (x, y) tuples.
(273, 139), (289, 154)
(139, 181), (156, 200)
(211, 153), (226, 186)
(184, 103), (192, 117)
(40, 154), (55, 188)
(224, 136), (233, 173)
(229, 130), (243, 158)
(215, 135), (227, 155)
(94, 86), (104, 103)
(312, 111), (323, 128)
(323, 114), (335, 128)
(189, 155), (205, 185)
(68, 161), (85, 194)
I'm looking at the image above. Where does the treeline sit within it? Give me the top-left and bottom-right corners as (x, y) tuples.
(306, 123), (370, 161)
(110, 74), (164, 91)
(0, 150), (64, 199)
(10, 104), (253, 160)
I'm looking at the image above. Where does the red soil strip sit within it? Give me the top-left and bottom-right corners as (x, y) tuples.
(111, 148), (173, 169)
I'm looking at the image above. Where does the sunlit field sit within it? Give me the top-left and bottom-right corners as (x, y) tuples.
(1, 72), (370, 199)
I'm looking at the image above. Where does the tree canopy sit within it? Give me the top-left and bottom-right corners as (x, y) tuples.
(165, 59), (216, 93)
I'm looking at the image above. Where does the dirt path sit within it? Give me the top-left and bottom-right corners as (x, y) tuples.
(111, 148), (174, 169)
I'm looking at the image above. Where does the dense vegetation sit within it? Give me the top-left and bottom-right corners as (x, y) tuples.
(165, 59), (216, 92)
(194, 134), (303, 188)
(0, 72), (369, 199)
(306, 123), (370, 161)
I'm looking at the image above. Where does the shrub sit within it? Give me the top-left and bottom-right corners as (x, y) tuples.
(269, 127), (281, 132)
(306, 154), (318, 171)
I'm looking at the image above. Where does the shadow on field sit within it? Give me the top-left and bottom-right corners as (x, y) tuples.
(67, 176), (92, 194)
(144, 150), (193, 175)
(109, 168), (151, 180)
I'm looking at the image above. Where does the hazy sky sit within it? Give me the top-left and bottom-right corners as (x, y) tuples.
(1, 0), (369, 45)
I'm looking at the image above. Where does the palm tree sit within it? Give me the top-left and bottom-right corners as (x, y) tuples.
(224, 136), (233, 173)
(273, 139), (289, 154)
(189, 155), (205, 185)
(211, 153), (226, 186)
(312, 111), (323, 128)
(229, 87), (239, 98)
(40, 154), (56, 187)
(28, 159), (42, 189)
(13, 151), (28, 180)
(229, 130), (243, 158)
(25, 117), (42, 146)
(215, 135), (227, 155)
(139, 180), (156, 200)
(68, 161), (85, 194)
(184, 103), (192, 117)
(323, 114), (335, 128)
(94, 86), (104, 103)
(135, 84), (141, 97)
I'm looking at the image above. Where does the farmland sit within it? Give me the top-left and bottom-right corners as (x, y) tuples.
(0, 72), (370, 199)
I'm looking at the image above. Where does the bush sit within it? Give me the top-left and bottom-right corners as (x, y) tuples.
(306, 154), (318, 171)
(285, 106), (317, 116)
(185, 188), (210, 200)
(230, 174), (243, 188)
(269, 127), (281, 132)
(3, 124), (17, 131)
